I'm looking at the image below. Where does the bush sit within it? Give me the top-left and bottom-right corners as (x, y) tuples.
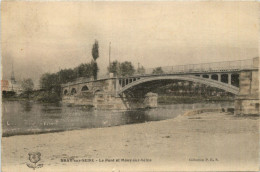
(35, 91), (61, 103)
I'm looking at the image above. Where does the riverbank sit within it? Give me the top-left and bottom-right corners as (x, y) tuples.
(3, 94), (234, 105)
(2, 111), (259, 172)
(2, 90), (234, 104)
(158, 95), (234, 104)
(2, 89), (61, 103)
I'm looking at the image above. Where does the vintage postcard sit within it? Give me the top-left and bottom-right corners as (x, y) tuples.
(1, 1), (259, 171)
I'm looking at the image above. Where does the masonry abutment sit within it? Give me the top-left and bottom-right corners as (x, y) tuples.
(61, 58), (258, 113)
(234, 57), (259, 115)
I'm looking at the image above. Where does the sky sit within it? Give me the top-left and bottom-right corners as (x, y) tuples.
(1, 1), (259, 85)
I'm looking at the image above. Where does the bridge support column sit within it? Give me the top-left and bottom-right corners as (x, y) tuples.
(218, 74), (221, 82)
(235, 57), (259, 115)
(228, 73), (231, 85)
(115, 78), (120, 97)
(122, 79), (125, 87)
(143, 93), (158, 108)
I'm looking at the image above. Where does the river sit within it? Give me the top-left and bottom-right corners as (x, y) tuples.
(2, 101), (234, 137)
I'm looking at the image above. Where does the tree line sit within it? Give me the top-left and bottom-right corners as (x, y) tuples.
(18, 40), (166, 102)
(107, 61), (164, 76)
(39, 60), (146, 93)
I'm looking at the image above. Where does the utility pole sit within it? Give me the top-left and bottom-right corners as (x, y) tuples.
(59, 67), (61, 82)
(109, 42), (111, 70)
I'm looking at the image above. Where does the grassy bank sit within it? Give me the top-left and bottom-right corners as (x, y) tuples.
(2, 97), (29, 102)
(158, 95), (234, 104)
(2, 90), (61, 103)
(3, 92), (234, 104)
(2, 111), (259, 171)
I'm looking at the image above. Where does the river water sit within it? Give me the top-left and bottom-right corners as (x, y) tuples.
(2, 101), (234, 137)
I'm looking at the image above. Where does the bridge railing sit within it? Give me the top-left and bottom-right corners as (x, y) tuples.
(132, 58), (254, 77)
(98, 74), (110, 80)
(61, 58), (257, 87)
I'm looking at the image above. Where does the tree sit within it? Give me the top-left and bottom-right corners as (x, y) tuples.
(120, 61), (135, 77)
(91, 60), (98, 80)
(92, 40), (99, 80)
(152, 67), (164, 75)
(38, 61), (98, 102)
(107, 60), (120, 76)
(57, 69), (76, 84)
(21, 78), (34, 96)
(137, 66), (145, 75)
(40, 73), (59, 91)
(107, 61), (135, 77)
(74, 63), (94, 78)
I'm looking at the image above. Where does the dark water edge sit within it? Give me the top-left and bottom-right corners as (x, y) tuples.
(2, 120), (154, 137)
(3, 95), (234, 104)
(2, 129), (66, 137)
(2, 100), (234, 137)
(1, 109), (161, 137)
(158, 95), (234, 104)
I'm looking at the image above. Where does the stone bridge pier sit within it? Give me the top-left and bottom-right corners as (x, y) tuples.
(234, 57), (259, 115)
(93, 91), (157, 110)
(61, 57), (259, 114)
(61, 76), (158, 110)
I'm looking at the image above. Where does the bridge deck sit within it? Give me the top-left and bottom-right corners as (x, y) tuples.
(61, 58), (258, 87)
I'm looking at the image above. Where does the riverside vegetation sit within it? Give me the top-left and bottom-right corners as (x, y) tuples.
(3, 39), (234, 104)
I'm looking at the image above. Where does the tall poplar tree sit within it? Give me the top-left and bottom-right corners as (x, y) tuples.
(92, 40), (99, 80)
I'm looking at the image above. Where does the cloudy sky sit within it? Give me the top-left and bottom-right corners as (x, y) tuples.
(1, 1), (258, 85)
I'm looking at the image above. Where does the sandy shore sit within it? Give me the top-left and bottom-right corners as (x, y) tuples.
(2, 111), (259, 172)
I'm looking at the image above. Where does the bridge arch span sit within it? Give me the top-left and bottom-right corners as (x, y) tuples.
(64, 89), (68, 95)
(71, 88), (77, 95)
(81, 85), (89, 91)
(118, 75), (239, 95)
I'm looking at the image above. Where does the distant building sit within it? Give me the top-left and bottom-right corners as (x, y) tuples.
(1, 79), (23, 94)
(1, 80), (9, 91)
(1, 64), (23, 94)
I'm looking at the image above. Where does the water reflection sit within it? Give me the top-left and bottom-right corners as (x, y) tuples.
(22, 101), (33, 112)
(123, 110), (146, 123)
(2, 101), (234, 137)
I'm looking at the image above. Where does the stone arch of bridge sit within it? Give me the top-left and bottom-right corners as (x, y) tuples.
(64, 89), (68, 95)
(93, 89), (103, 94)
(81, 85), (89, 91)
(117, 75), (239, 95)
(71, 88), (77, 95)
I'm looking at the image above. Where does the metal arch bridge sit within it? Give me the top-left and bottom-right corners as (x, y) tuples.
(114, 58), (258, 96)
(116, 75), (239, 95)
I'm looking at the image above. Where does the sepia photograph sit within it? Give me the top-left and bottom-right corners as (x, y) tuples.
(1, 1), (259, 171)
